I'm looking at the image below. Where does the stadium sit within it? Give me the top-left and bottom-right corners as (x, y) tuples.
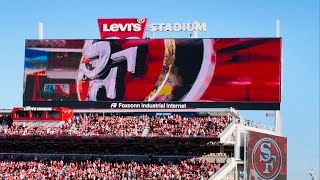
(0, 4), (318, 178)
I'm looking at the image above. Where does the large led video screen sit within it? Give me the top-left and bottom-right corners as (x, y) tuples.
(23, 38), (281, 109)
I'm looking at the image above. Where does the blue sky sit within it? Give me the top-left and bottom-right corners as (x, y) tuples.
(0, 0), (319, 179)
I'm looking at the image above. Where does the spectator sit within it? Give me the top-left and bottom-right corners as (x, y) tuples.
(0, 114), (233, 138)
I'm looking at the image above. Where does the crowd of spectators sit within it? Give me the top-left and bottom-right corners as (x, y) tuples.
(149, 115), (231, 137)
(0, 114), (233, 138)
(0, 113), (11, 126)
(0, 157), (223, 180)
(0, 118), (73, 136)
(0, 160), (64, 180)
(69, 114), (147, 136)
(203, 153), (228, 158)
(63, 158), (221, 180)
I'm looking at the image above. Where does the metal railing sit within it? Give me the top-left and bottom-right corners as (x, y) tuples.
(235, 119), (275, 132)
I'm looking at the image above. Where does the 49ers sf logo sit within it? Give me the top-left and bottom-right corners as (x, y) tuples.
(252, 138), (282, 180)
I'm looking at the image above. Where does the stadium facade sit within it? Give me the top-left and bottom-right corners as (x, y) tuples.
(0, 18), (287, 180)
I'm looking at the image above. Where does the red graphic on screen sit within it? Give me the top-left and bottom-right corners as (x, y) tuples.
(23, 38), (281, 106)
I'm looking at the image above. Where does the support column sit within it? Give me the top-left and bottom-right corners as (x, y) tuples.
(275, 110), (282, 135)
(38, 22), (43, 40)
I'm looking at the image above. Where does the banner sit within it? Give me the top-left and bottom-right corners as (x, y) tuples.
(247, 131), (287, 180)
(23, 38), (281, 109)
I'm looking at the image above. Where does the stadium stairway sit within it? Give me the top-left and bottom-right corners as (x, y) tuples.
(209, 158), (237, 180)
(57, 163), (68, 177)
(141, 122), (150, 137)
(218, 120), (237, 144)
(69, 121), (77, 132)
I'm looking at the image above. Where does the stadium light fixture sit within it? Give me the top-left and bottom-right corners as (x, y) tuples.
(266, 113), (275, 118)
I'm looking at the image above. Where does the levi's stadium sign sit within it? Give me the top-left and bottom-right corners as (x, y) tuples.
(149, 22), (207, 32)
(97, 18), (207, 39)
(98, 18), (148, 39)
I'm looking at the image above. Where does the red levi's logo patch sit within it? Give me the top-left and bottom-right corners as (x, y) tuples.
(98, 18), (147, 39)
